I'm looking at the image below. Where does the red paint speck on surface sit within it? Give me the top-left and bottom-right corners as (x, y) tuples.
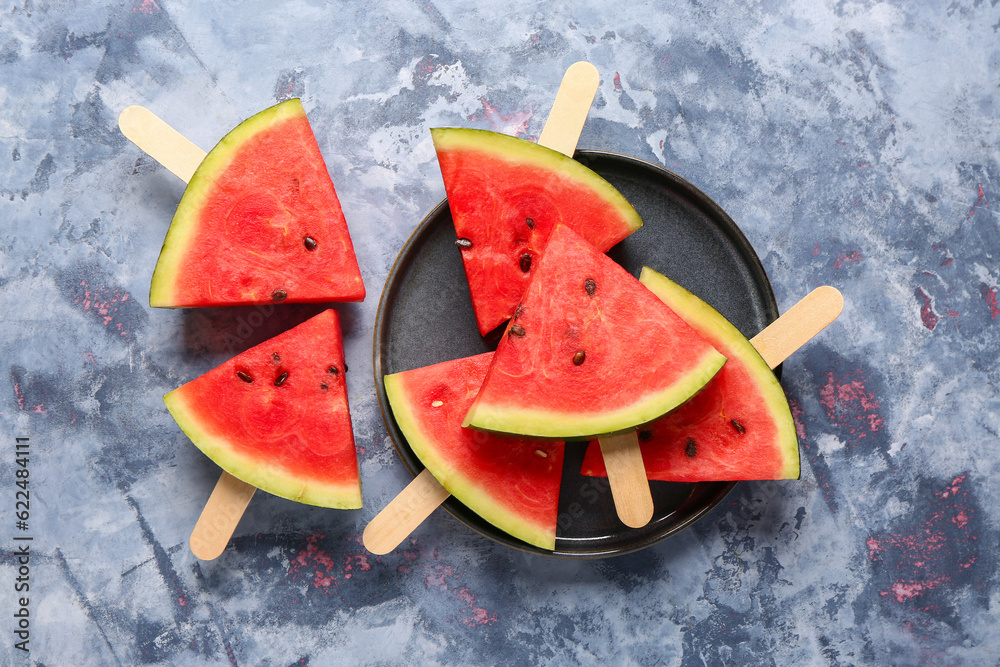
(967, 183), (989, 219)
(867, 474), (977, 604)
(914, 286), (939, 330)
(477, 99), (532, 137)
(288, 533), (339, 590)
(74, 280), (136, 337)
(833, 249), (863, 269)
(613, 72), (623, 91)
(787, 395), (808, 440)
(980, 283), (999, 320)
(133, 0), (158, 14)
(819, 371), (884, 438)
(425, 564), (497, 626)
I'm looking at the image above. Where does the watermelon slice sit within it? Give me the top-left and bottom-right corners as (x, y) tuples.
(150, 99), (365, 308)
(463, 224), (728, 439)
(580, 268), (799, 481)
(431, 127), (642, 335)
(164, 309), (362, 508)
(384, 353), (564, 550)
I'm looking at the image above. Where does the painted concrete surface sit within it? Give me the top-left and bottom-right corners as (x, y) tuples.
(2, 0), (999, 664)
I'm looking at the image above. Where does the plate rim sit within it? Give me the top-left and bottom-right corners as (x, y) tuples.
(372, 149), (778, 558)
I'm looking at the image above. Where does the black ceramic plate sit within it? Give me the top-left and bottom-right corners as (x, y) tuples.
(373, 150), (778, 558)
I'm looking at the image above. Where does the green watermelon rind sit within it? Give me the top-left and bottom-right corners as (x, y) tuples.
(430, 127), (643, 237)
(638, 267), (800, 479)
(463, 346), (727, 440)
(149, 99), (306, 308)
(164, 387), (364, 510)
(383, 371), (556, 550)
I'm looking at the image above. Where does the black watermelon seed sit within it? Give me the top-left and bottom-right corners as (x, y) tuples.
(271, 289), (288, 302)
(304, 236), (318, 251)
(455, 237), (473, 249)
(328, 365), (339, 375)
(526, 217), (535, 229)
(272, 353), (280, 363)
(638, 428), (653, 441)
(584, 278), (597, 296)
(514, 305), (523, 320)
(236, 371), (253, 383)
(509, 324), (526, 337)
(731, 419), (746, 434)
(320, 382), (328, 390)
(685, 438), (697, 458)
(274, 372), (288, 387)
(573, 350), (586, 365)
(519, 253), (532, 272)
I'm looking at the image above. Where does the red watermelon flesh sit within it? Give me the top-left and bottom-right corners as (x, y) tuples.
(150, 99), (365, 308)
(432, 128), (642, 335)
(463, 224), (727, 439)
(164, 309), (362, 508)
(384, 353), (564, 550)
(580, 268), (799, 481)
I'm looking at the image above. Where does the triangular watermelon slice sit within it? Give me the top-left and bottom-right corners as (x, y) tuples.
(164, 309), (362, 508)
(463, 224), (728, 439)
(580, 268), (799, 481)
(431, 128), (642, 335)
(384, 353), (564, 550)
(150, 99), (365, 308)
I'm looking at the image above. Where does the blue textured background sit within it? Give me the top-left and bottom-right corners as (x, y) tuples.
(2, 1), (999, 664)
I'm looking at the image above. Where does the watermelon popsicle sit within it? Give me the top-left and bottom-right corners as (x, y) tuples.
(119, 103), (364, 560)
(582, 276), (844, 482)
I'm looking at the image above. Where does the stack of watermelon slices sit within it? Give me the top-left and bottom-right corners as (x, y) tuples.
(153, 99), (367, 510)
(382, 129), (799, 551)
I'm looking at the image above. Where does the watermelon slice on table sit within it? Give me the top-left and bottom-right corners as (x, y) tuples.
(164, 309), (362, 508)
(463, 223), (728, 440)
(580, 268), (799, 481)
(384, 353), (564, 550)
(150, 98), (365, 308)
(431, 127), (642, 335)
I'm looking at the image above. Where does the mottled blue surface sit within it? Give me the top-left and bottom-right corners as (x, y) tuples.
(2, 0), (999, 664)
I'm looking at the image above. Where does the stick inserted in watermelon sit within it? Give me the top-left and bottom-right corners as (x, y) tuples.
(581, 276), (843, 482)
(166, 309), (362, 558)
(120, 99), (365, 308)
(463, 223), (728, 439)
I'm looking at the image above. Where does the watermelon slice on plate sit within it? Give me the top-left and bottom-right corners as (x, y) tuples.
(431, 127), (642, 335)
(463, 223), (728, 439)
(164, 308), (362, 508)
(580, 268), (799, 481)
(384, 353), (564, 550)
(150, 98), (365, 308)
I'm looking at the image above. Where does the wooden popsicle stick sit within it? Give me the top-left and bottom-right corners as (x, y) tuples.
(751, 285), (844, 369)
(363, 62), (602, 553)
(362, 469), (451, 555)
(119, 106), (206, 182)
(189, 472), (257, 560)
(120, 106), (254, 560)
(598, 432), (654, 527)
(537, 61), (600, 157)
